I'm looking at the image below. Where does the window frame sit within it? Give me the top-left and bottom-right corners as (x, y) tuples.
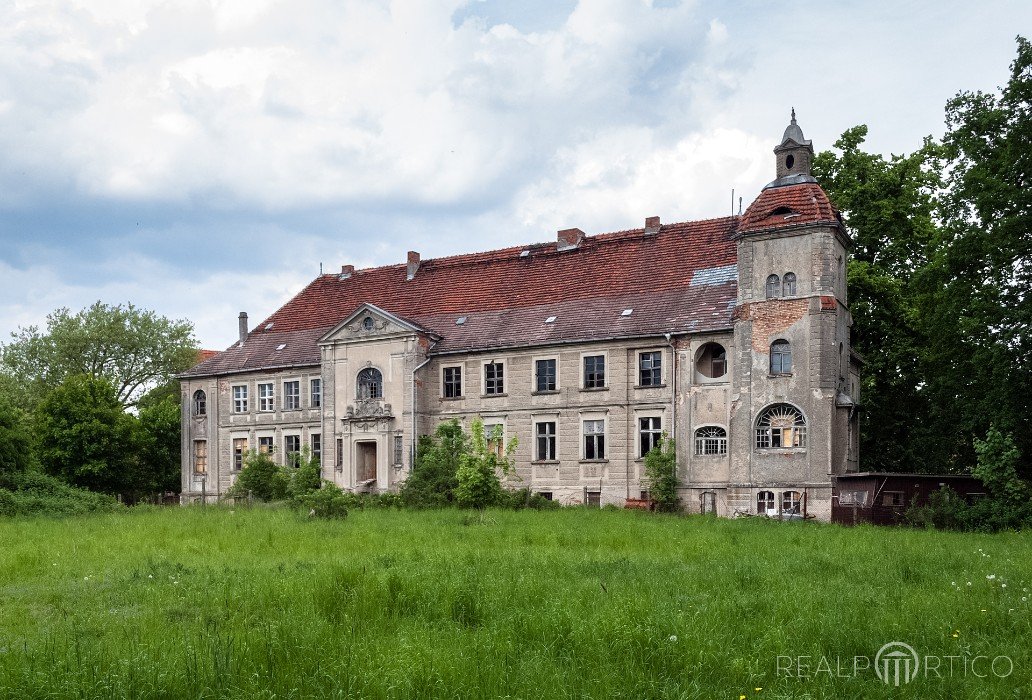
(638, 415), (663, 458)
(482, 421), (505, 458)
(582, 353), (606, 389)
(483, 360), (505, 396)
(310, 433), (322, 463)
(357, 367), (384, 400)
(695, 342), (728, 381)
(782, 490), (802, 514)
(694, 425), (728, 456)
(393, 434), (404, 466)
(310, 377), (322, 408)
(193, 440), (208, 475)
(258, 435), (275, 455)
(283, 379), (301, 411)
(442, 365), (463, 399)
(192, 389), (206, 416)
(284, 434), (302, 466)
(638, 350), (663, 387)
(533, 356), (558, 393)
(582, 418), (606, 461)
(232, 436), (247, 472)
(755, 403), (807, 450)
(534, 420), (557, 462)
(757, 490), (776, 515)
(783, 272), (797, 296)
(232, 384), (249, 413)
(770, 339), (792, 375)
(765, 274), (781, 299)
(258, 382), (275, 412)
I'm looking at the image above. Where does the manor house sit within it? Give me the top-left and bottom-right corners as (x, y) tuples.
(180, 114), (860, 520)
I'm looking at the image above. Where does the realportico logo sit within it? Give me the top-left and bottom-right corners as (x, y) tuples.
(776, 641), (1013, 684)
(875, 642), (920, 686)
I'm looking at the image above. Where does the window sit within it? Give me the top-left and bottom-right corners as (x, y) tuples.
(757, 490), (775, 514)
(782, 490), (802, 514)
(285, 435), (301, 466)
(362, 316), (374, 330)
(701, 491), (716, 514)
(783, 272), (797, 296)
(443, 366), (463, 398)
(638, 351), (662, 386)
(258, 382), (275, 411)
(535, 359), (557, 392)
(357, 367), (383, 399)
(484, 362), (504, 395)
(335, 438), (343, 470)
(310, 378), (322, 408)
(882, 491), (904, 507)
(583, 355), (605, 388)
(259, 436), (274, 454)
(694, 426), (728, 455)
(233, 385), (248, 413)
(639, 417), (662, 457)
(695, 343), (727, 380)
(192, 390), (206, 416)
(765, 274), (781, 299)
(755, 404), (807, 449)
(538, 492), (553, 501)
(583, 420), (605, 460)
(393, 434), (404, 465)
(585, 491), (601, 508)
(536, 422), (556, 461)
(232, 438), (247, 471)
(311, 434), (321, 463)
(483, 423), (504, 458)
(770, 340), (792, 375)
(193, 440), (207, 475)
(283, 381), (300, 410)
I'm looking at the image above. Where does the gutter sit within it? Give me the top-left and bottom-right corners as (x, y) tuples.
(410, 338), (440, 468)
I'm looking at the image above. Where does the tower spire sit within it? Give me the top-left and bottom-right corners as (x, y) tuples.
(764, 110), (817, 189)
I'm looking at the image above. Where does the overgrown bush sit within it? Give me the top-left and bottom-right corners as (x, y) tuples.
(400, 421), (465, 507)
(0, 396), (33, 478)
(295, 481), (350, 519)
(287, 448), (322, 499)
(643, 437), (680, 512)
(905, 487), (971, 530)
(455, 419), (517, 509)
(229, 451), (289, 502)
(0, 470), (121, 517)
(498, 488), (560, 510)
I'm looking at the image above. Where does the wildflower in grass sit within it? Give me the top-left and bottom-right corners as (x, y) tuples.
(668, 635), (677, 642)
(1002, 583), (1007, 588)
(952, 631), (960, 638)
(967, 582), (972, 586)
(987, 574), (996, 580)
(1022, 597), (1027, 602)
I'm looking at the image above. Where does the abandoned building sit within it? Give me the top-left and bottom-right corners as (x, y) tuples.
(180, 113), (862, 520)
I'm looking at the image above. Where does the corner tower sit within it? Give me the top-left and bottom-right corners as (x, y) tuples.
(726, 112), (859, 521)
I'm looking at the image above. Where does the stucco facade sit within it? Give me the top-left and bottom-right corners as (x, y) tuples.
(180, 115), (860, 519)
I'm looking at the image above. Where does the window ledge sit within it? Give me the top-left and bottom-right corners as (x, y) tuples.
(440, 395), (465, 401)
(633, 383), (667, 390)
(694, 453), (728, 458)
(767, 373), (793, 378)
(481, 392), (508, 398)
(755, 448), (807, 453)
(531, 460), (560, 465)
(580, 386), (609, 392)
(531, 390), (560, 396)
(579, 459), (609, 464)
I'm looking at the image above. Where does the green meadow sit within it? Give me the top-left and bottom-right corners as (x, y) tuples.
(0, 507), (1029, 699)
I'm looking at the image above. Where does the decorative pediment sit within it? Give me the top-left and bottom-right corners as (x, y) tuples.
(319, 303), (428, 344)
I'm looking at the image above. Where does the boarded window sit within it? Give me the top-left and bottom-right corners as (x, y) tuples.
(755, 404), (806, 449)
(193, 440), (207, 475)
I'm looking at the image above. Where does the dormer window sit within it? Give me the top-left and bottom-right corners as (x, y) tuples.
(357, 368), (383, 399)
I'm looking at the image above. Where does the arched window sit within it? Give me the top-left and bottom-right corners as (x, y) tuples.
(192, 390), (206, 416)
(357, 368), (383, 399)
(755, 404), (807, 449)
(765, 274), (781, 299)
(770, 340), (792, 374)
(757, 490), (775, 515)
(695, 342), (727, 380)
(782, 491), (802, 514)
(783, 272), (797, 296)
(694, 426), (728, 455)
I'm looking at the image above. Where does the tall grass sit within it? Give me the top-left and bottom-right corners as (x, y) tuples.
(0, 507), (1029, 698)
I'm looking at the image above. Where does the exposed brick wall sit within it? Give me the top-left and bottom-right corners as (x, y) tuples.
(733, 299), (809, 351)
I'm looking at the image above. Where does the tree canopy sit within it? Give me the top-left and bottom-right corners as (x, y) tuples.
(1, 301), (197, 409)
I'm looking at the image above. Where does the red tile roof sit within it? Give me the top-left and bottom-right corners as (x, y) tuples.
(194, 349), (219, 365)
(183, 215), (744, 377)
(739, 182), (841, 234)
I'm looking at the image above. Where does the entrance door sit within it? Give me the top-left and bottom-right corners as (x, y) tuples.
(356, 441), (377, 482)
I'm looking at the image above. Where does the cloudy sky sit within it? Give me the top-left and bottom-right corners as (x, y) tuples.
(1, 0), (1028, 351)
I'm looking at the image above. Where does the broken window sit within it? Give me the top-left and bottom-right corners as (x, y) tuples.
(232, 438), (247, 471)
(770, 340), (792, 374)
(694, 426), (727, 455)
(483, 423), (504, 458)
(193, 440), (207, 475)
(695, 342), (727, 379)
(283, 380), (300, 410)
(638, 351), (662, 386)
(259, 436), (274, 455)
(285, 435), (301, 466)
(535, 358), (557, 392)
(585, 490), (601, 508)
(766, 274), (781, 299)
(583, 355), (605, 388)
(443, 366), (462, 398)
(882, 491), (904, 507)
(310, 378), (322, 408)
(583, 420), (605, 460)
(536, 422), (556, 461)
(311, 434), (321, 463)
(757, 490), (775, 514)
(357, 367), (383, 399)
(755, 404), (807, 449)
(484, 362), (504, 395)
(782, 490), (802, 514)
(783, 272), (797, 296)
(639, 417), (662, 457)
(393, 434), (404, 465)
(192, 390), (206, 416)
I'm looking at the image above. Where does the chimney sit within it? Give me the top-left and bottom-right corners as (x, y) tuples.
(406, 251), (420, 280)
(644, 216), (661, 236)
(557, 228), (585, 251)
(340, 264), (354, 279)
(238, 312), (248, 344)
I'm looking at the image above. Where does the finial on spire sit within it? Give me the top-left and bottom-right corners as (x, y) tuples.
(791, 107), (796, 123)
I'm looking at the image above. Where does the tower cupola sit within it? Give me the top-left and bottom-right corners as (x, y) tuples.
(766, 108), (817, 189)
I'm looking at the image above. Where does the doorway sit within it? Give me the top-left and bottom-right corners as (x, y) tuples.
(356, 441), (377, 483)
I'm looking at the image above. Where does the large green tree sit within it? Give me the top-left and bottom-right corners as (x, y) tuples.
(34, 375), (139, 495)
(136, 386), (183, 495)
(918, 35), (1032, 476)
(0, 396), (33, 482)
(813, 126), (945, 472)
(1, 302), (197, 409)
